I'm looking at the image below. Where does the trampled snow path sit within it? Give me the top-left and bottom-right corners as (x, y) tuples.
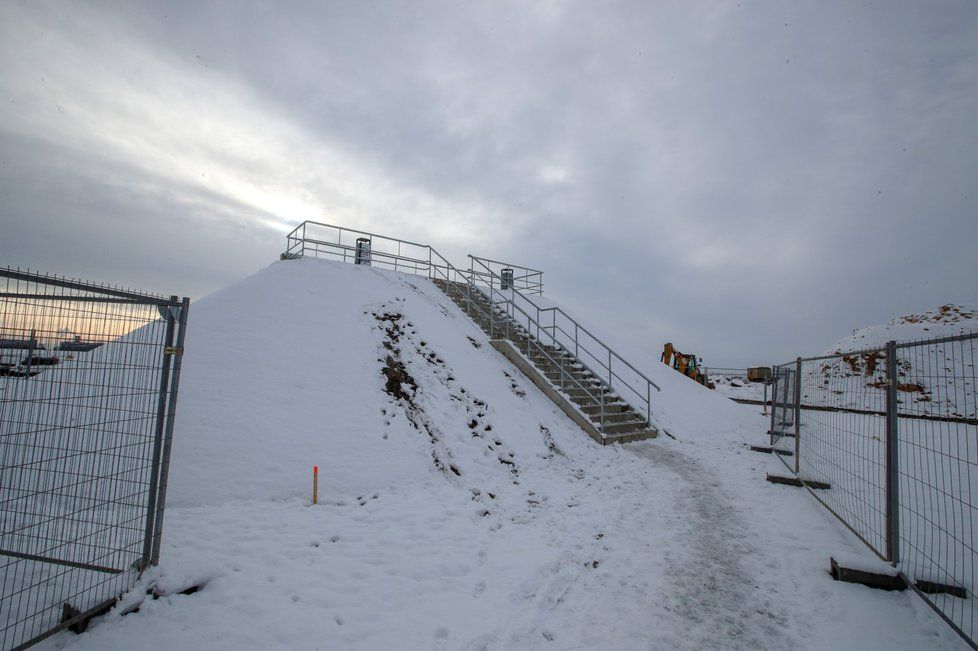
(34, 258), (970, 650)
(627, 443), (795, 649)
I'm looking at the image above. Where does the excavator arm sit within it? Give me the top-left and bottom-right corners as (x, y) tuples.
(661, 342), (713, 389)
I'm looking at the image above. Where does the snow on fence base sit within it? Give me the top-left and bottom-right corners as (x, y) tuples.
(829, 556), (907, 591)
(0, 267), (190, 651)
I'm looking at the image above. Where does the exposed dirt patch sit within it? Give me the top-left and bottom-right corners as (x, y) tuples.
(381, 355), (417, 401)
(373, 306), (461, 478)
(867, 380), (928, 394)
(841, 351), (884, 376)
(539, 425), (564, 458)
(504, 370), (527, 398)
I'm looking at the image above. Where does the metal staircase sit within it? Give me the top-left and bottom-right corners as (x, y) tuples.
(283, 220), (659, 444)
(431, 276), (657, 444)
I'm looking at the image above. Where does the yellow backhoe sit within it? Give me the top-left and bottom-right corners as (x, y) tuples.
(661, 342), (713, 389)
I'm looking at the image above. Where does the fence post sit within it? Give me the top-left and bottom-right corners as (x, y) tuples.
(885, 340), (901, 565)
(769, 366), (778, 444)
(793, 358), (801, 474)
(150, 296), (191, 565)
(141, 305), (177, 569)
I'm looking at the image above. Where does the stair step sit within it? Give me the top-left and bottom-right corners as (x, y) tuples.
(600, 419), (650, 435)
(580, 405), (633, 417)
(542, 371), (597, 385)
(561, 386), (620, 400)
(590, 411), (643, 424)
(536, 360), (592, 374)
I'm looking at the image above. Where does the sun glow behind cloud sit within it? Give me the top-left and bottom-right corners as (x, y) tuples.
(0, 4), (499, 245)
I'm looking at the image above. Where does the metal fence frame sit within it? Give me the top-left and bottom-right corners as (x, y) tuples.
(1, 268), (189, 650)
(769, 332), (978, 647)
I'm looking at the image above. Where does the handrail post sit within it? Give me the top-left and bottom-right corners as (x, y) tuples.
(559, 348), (564, 389)
(466, 257), (472, 318)
(646, 382), (651, 426)
(600, 390), (605, 432)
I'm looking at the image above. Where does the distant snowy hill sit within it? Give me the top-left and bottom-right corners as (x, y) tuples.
(827, 304), (978, 354)
(802, 305), (977, 419)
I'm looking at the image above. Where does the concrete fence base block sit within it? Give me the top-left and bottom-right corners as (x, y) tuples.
(830, 557), (907, 591)
(765, 474), (831, 490)
(916, 580), (968, 599)
(749, 445), (794, 456)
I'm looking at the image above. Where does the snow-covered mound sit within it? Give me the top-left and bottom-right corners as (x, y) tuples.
(167, 256), (592, 507)
(802, 305), (977, 419)
(41, 258), (966, 650)
(166, 258), (763, 508)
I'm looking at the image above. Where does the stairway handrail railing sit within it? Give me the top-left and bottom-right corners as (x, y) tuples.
(468, 255), (660, 426)
(425, 247), (614, 430)
(282, 221), (641, 433)
(463, 255), (544, 295)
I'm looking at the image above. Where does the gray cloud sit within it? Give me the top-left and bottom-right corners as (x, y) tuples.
(1, 0), (976, 366)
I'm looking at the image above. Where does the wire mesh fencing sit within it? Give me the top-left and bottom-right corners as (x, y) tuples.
(0, 268), (189, 650)
(769, 362), (797, 456)
(769, 332), (978, 647)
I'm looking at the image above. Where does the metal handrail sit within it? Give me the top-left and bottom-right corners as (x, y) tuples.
(467, 255), (544, 295)
(475, 280), (613, 396)
(468, 256), (659, 426)
(285, 220), (433, 252)
(422, 249), (620, 429)
(281, 221), (646, 433)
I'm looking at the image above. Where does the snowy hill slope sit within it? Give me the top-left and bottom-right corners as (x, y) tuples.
(829, 304), (977, 353)
(802, 305), (977, 419)
(166, 256), (595, 507)
(166, 257), (765, 508)
(40, 258), (968, 650)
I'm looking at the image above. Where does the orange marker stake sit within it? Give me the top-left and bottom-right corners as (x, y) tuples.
(313, 466), (319, 505)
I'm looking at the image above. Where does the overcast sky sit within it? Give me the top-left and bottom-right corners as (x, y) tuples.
(1, 1), (976, 366)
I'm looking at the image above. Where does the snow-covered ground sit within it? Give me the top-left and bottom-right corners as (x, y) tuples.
(39, 258), (969, 650)
(710, 372), (768, 402)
